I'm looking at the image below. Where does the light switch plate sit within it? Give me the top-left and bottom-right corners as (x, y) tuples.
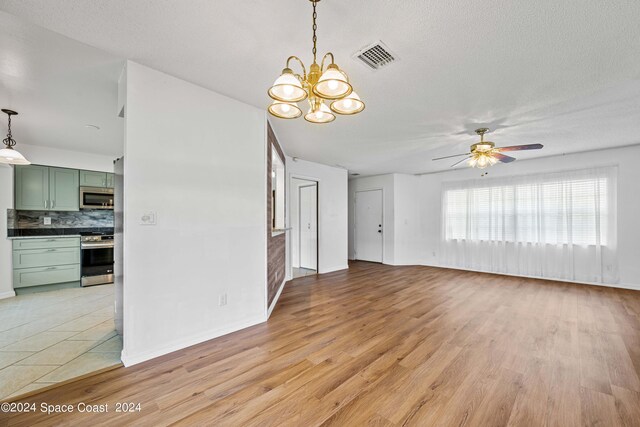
(140, 211), (156, 225)
(43, 217), (52, 225)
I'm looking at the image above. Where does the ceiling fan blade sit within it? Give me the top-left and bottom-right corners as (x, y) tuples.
(432, 153), (470, 161)
(450, 156), (471, 168)
(497, 144), (543, 152)
(494, 153), (516, 163)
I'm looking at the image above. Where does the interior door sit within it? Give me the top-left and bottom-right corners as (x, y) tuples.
(299, 184), (317, 270)
(355, 189), (383, 263)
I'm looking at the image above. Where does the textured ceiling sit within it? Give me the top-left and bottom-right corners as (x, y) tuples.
(0, 12), (124, 156)
(1, 0), (639, 173)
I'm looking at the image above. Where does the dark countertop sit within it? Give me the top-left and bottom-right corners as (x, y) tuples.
(7, 227), (114, 238)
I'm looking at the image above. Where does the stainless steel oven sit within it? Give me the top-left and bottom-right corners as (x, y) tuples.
(81, 233), (114, 287)
(80, 186), (114, 209)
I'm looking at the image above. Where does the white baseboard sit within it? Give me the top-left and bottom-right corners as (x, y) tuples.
(120, 314), (266, 367)
(420, 262), (640, 291)
(0, 290), (16, 300)
(267, 278), (286, 319)
(319, 264), (349, 274)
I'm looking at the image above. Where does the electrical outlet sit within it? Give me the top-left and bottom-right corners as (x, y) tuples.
(219, 293), (228, 306)
(43, 217), (52, 225)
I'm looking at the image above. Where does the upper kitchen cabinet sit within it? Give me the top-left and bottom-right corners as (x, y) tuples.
(15, 165), (79, 211)
(15, 165), (49, 210)
(80, 170), (108, 188)
(49, 167), (80, 211)
(80, 170), (113, 188)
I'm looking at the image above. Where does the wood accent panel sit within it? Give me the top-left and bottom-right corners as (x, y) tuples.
(266, 122), (286, 308)
(3, 262), (640, 426)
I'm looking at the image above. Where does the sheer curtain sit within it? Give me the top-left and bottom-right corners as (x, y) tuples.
(440, 166), (618, 284)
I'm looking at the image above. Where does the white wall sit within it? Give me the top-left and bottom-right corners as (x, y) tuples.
(286, 157), (348, 277)
(122, 61), (267, 365)
(393, 174), (423, 265)
(348, 175), (395, 264)
(0, 145), (116, 299)
(419, 145), (640, 288)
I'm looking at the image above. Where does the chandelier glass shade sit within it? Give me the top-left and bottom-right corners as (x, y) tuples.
(268, 101), (303, 119)
(304, 101), (335, 124)
(267, 0), (363, 124)
(330, 91), (365, 115)
(0, 109), (30, 165)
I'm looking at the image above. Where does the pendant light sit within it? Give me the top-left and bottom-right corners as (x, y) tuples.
(0, 109), (30, 165)
(267, 0), (364, 124)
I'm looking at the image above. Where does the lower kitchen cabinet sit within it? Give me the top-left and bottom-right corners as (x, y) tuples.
(12, 237), (81, 289)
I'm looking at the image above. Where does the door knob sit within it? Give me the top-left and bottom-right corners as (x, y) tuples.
(378, 230), (382, 233)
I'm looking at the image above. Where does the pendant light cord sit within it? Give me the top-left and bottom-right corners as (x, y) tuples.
(312, 1), (318, 63)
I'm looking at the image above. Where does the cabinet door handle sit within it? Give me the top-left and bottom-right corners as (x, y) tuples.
(47, 249), (56, 252)
(47, 267), (57, 270)
(52, 200), (56, 208)
(44, 200), (48, 209)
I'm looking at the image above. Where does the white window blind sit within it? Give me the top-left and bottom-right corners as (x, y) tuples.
(441, 167), (618, 284)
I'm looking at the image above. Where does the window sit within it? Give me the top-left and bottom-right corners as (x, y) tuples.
(443, 168), (614, 246)
(440, 167), (618, 284)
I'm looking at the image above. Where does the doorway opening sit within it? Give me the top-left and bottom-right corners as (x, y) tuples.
(355, 189), (384, 263)
(291, 178), (318, 279)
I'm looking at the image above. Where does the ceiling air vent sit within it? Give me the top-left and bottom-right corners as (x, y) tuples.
(353, 41), (398, 71)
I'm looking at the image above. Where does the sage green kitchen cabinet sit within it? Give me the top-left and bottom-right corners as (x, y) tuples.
(15, 165), (49, 210)
(12, 237), (81, 289)
(15, 165), (79, 211)
(48, 167), (79, 211)
(80, 170), (108, 187)
(105, 173), (115, 188)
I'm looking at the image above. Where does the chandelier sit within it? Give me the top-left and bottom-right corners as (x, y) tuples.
(267, 0), (364, 124)
(0, 109), (30, 165)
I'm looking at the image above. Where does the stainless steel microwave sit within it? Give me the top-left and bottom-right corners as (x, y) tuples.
(80, 186), (114, 209)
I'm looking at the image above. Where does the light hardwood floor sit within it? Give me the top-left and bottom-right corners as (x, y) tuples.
(2, 262), (640, 426)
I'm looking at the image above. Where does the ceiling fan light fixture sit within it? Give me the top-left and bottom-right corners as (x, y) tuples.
(268, 68), (307, 103)
(268, 100), (303, 119)
(330, 90), (365, 115)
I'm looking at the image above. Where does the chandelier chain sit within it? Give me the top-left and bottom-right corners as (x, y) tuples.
(312, 1), (317, 63)
(3, 114), (15, 147)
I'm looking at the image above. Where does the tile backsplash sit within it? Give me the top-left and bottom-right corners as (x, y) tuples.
(7, 209), (114, 230)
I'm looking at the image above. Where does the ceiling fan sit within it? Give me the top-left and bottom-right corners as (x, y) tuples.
(432, 128), (543, 169)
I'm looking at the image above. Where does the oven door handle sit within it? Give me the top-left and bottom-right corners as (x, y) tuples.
(81, 243), (115, 249)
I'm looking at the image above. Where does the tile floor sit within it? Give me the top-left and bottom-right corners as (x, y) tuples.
(292, 267), (317, 278)
(0, 284), (122, 400)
